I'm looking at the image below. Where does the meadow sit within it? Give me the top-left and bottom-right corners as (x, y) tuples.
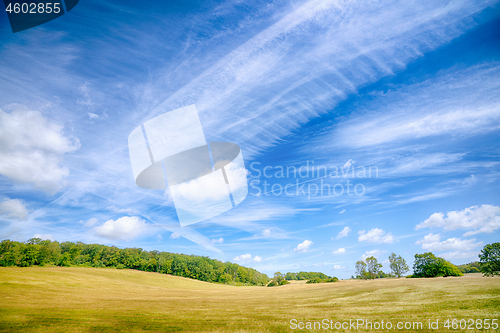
(0, 267), (498, 332)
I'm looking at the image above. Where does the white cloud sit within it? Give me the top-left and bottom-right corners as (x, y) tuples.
(294, 240), (313, 252)
(339, 209), (346, 214)
(253, 256), (263, 263)
(233, 254), (263, 263)
(0, 198), (29, 220)
(79, 217), (98, 227)
(336, 226), (351, 239)
(333, 248), (346, 254)
(33, 233), (54, 241)
(416, 205), (500, 236)
(333, 264), (346, 270)
(416, 232), (440, 244)
(358, 228), (394, 244)
(415, 233), (482, 252)
(362, 249), (386, 260)
(94, 216), (149, 241)
(210, 237), (224, 244)
(0, 106), (80, 194)
(88, 112), (99, 119)
(233, 254), (252, 262)
(170, 232), (181, 239)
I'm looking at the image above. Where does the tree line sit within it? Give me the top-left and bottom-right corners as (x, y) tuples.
(353, 243), (499, 279)
(284, 271), (331, 280)
(0, 238), (269, 286)
(1, 238), (497, 285)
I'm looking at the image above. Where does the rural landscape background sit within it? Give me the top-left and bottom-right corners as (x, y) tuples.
(0, 266), (498, 332)
(1, 238), (499, 331)
(1, 0), (500, 330)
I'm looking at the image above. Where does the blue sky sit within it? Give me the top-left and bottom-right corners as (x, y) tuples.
(0, 0), (499, 279)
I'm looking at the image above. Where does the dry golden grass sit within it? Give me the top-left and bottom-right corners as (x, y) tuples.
(0, 267), (498, 332)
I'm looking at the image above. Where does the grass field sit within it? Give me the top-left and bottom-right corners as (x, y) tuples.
(0, 267), (498, 332)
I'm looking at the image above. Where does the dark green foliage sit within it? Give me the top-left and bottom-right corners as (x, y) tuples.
(412, 252), (463, 278)
(375, 271), (395, 278)
(305, 276), (338, 284)
(267, 272), (290, 287)
(457, 261), (481, 274)
(478, 243), (500, 277)
(0, 239), (268, 286)
(284, 271), (331, 280)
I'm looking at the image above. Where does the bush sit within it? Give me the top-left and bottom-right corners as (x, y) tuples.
(412, 252), (463, 278)
(267, 280), (278, 287)
(267, 278), (290, 287)
(306, 277), (338, 284)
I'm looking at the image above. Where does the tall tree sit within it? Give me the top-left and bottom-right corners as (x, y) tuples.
(365, 256), (382, 279)
(388, 253), (409, 278)
(355, 260), (368, 280)
(478, 243), (500, 277)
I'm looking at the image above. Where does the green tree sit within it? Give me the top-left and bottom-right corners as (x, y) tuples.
(365, 256), (382, 279)
(355, 260), (368, 280)
(478, 243), (500, 277)
(412, 252), (462, 277)
(388, 253), (409, 278)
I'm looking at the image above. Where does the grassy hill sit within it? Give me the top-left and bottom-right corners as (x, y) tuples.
(0, 267), (499, 332)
